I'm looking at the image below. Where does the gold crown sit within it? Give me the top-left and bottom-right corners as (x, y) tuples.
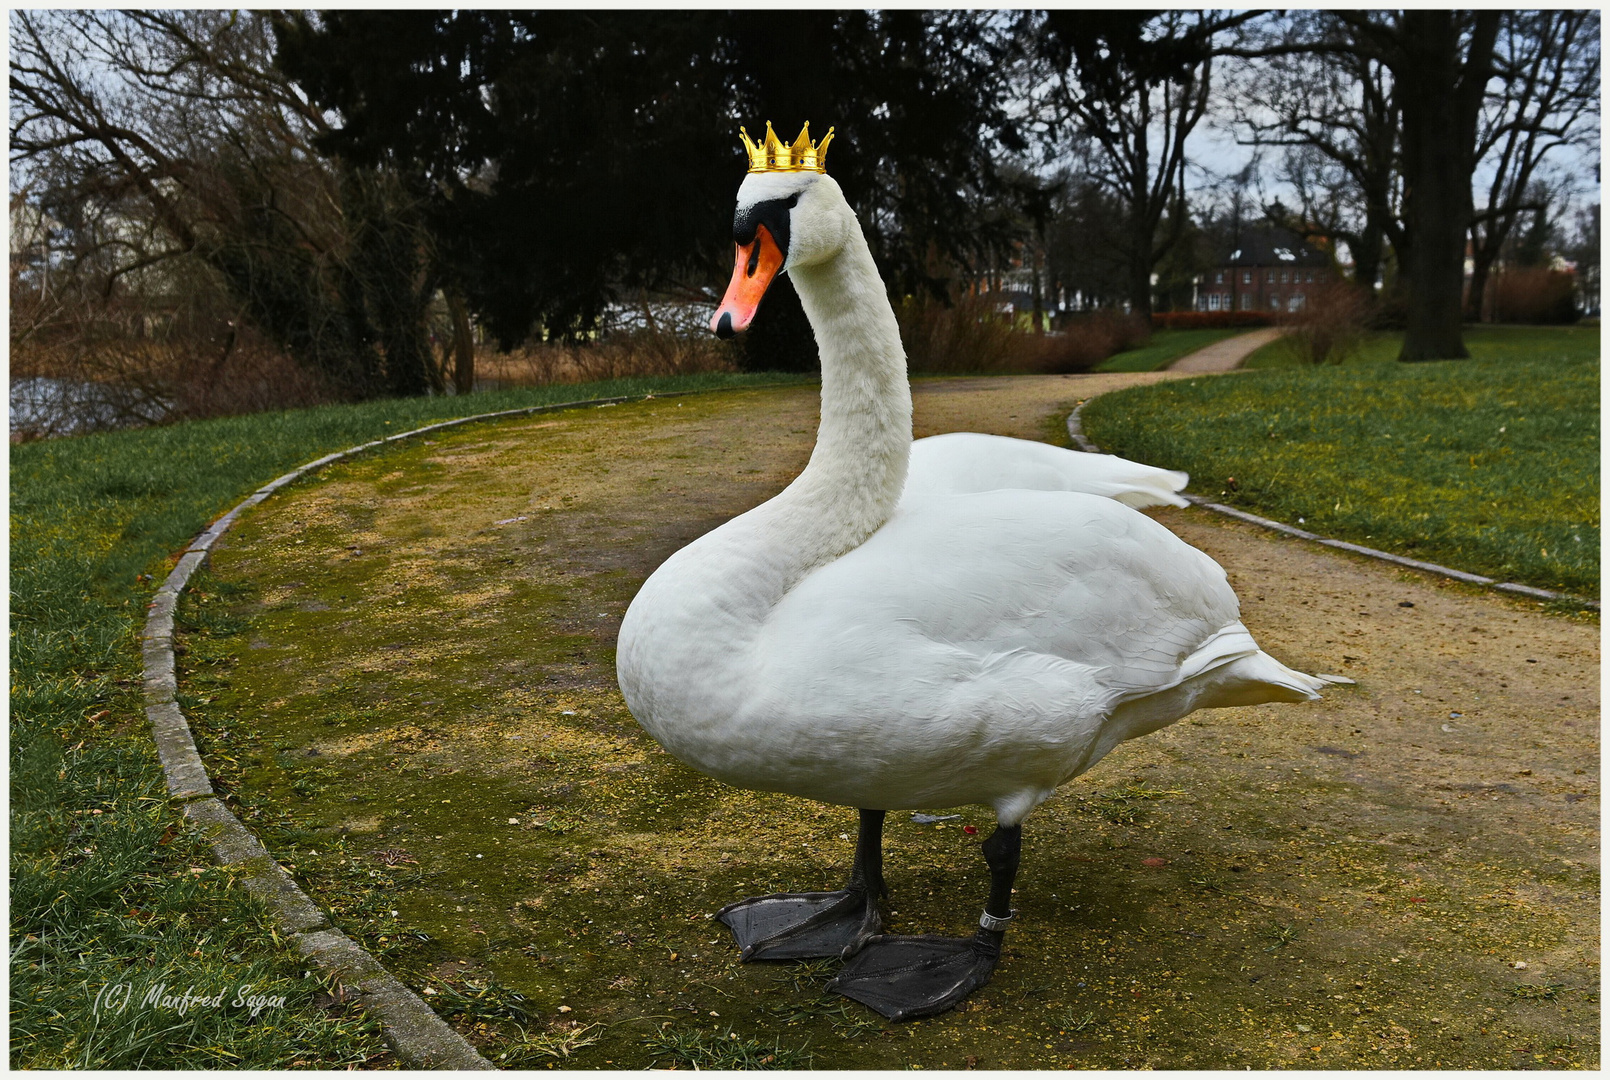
(738, 121), (835, 173)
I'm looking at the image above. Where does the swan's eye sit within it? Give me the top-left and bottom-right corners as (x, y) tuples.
(733, 193), (800, 255)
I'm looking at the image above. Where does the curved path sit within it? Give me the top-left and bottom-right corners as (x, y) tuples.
(170, 377), (1596, 1069)
(1166, 327), (1283, 372)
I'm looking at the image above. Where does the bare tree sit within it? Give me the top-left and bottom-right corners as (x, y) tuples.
(1467, 10), (1600, 320)
(1042, 157), (1132, 314)
(1566, 202), (1600, 316)
(1226, 16), (1400, 295)
(1226, 11), (1501, 360)
(1033, 10), (1261, 317)
(1268, 145), (1391, 291)
(10, 10), (461, 402)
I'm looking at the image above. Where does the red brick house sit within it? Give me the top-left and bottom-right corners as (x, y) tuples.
(1197, 226), (1335, 313)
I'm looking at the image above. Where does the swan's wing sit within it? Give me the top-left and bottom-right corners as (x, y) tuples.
(732, 489), (1308, 814)
(902, 432), (1189, 509)
(684, 489), (1329, 818)
(761, 490), (1235, 709)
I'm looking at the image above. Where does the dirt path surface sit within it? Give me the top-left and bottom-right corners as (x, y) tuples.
(1168, 327), (1284, 372)
(188, 378), (1597, 1069)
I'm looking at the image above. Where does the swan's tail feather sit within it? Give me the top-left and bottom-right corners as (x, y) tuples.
(1190, 650), (1318, 705)
(902, 434), (1189, 508)
(1173, 626), (1332, 706)
(1102, 465), (1190, 510)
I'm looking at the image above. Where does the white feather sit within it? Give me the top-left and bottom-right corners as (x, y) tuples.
(904, 432), (1190, 509)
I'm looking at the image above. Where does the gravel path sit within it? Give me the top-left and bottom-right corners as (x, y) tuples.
(1167, 327), (1284, 372)
(193, 377), (1597, 1069)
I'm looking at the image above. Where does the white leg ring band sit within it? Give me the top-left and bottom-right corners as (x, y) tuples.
(979, 909), (1015, 932)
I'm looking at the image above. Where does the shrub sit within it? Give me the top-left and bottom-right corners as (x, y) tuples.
(1033, 311), (1151, 373)
(474, 325), (738, 388)
(895, 294), (1025, 374)
(1275, 280), (1370, 365)
(1486, 268), (1579, 324)
(1151, 310), (1274, 330)
(9, 296), (336, 440)
(895, 296), (1142, 375)
(1367, 291), (1409, 331)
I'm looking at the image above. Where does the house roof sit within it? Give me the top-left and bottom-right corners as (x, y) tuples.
(1220, 225), (1331, 269)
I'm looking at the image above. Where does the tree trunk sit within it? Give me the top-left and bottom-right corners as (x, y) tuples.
(1127, 160), (1155, 319)
(447, 289), (476, 394)
(1127, 220), (1154, 319)
(1465, 243), (1498, 323)
(1393, 11), (1498, 361)
(1352, 221), (1385, 296)
(1030, 243), (1045, 333)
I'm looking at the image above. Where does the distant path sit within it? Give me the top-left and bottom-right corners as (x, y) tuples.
(1166, 327), (1283, 372)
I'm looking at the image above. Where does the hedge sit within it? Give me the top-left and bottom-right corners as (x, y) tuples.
(1150, 311), (1275, 330)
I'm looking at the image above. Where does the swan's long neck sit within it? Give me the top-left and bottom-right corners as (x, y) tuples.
(757, 223), (911, 580)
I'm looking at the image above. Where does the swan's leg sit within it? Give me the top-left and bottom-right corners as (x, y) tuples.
(716, 809), (886, 961)
(828, 822), (1022, 1021)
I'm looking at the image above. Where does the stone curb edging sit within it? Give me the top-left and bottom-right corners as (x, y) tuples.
(140, 388), (752, 1069)
(1067, 400), (1598, 611)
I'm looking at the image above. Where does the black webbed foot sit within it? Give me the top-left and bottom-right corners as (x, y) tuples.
(828, 929), (1001, 1021)
(716, 886), (883, 961)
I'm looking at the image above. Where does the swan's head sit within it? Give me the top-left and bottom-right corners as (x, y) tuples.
(711, 172), (853, 337)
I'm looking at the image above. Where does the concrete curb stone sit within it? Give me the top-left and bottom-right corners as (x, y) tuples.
(136, 389), (729, 1069)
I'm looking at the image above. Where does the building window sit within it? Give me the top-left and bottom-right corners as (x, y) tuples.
(1291, 294), (1305, 311)
(1242, 271), (1251, 284)
(1269, 293), (1279, 310)
(1215, 271), (1224, 284)
(1304, 270), (1313, 282)
(1241, 293), (1253, 309)
(1280, 269), (1289, 283)
(1266, 270), (1275, 283)
(1207, 293), (1220, 311)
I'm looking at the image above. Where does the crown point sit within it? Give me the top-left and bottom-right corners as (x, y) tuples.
(736, 120), (835, 174)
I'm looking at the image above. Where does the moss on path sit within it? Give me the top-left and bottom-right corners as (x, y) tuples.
(180, 380), (1598, 1069)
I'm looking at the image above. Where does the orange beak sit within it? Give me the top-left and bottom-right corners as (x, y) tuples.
(711, 224), (785, 337)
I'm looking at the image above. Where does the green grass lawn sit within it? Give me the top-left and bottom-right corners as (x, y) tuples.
(1081, 349), (1599, 598)
(9, 371), (807, 1068)
(1096, 327), (1246, 373)
(1245, 323), (1600, 368)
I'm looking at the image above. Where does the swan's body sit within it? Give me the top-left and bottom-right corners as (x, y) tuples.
(903, 432), (1189, 509)
(615, 157), (1326, 1020)
(626, 483), (1315, 824)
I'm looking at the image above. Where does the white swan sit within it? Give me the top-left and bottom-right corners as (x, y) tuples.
(616, 140), (1326, 1021)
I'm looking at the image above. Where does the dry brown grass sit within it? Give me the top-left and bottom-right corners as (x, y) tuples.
(1039, 310), (1151, 372)
(1485, 267), (1579, 324)
(10, 299), (335, 439)
(10, 276), (738, 437)
(1275, 280), (1370, 365)
(895, 296), (1146, 376)
(474, 328), (738, 389)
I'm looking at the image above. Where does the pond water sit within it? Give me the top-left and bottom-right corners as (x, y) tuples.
(10, 376), (173, 438)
